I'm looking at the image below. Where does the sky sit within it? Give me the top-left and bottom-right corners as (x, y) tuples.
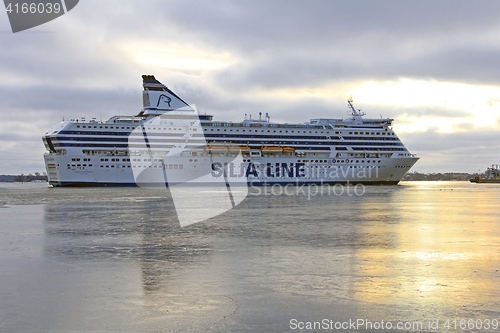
(1, 0), (500, 174)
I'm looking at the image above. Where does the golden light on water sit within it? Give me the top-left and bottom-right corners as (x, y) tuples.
(352, 182), (500, 309)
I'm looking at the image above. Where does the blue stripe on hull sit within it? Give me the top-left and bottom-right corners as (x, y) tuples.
(51, 182), (139, 187)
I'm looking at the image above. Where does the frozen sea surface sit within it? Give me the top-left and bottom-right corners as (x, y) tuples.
(1, 182), (500, 332)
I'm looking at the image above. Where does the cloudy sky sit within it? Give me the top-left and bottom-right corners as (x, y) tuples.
(1, 0), (500, 174)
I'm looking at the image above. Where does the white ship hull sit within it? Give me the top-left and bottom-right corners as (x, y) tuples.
(44, 148), (417, 186)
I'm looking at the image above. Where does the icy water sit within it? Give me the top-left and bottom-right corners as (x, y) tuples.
(1, 182), (500, 332)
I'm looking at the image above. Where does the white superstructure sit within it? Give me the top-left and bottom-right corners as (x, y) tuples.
(43, 75), (419, 186)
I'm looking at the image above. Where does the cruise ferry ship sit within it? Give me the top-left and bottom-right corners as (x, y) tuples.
(43, 75), (419, 187)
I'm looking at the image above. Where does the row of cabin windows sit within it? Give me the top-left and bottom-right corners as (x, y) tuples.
(205, 128), (395, 136)
(207, 128), (331, 134)
(77, 125), (133, 129)
(132, 164), (184, 169)
(308, 165), (381, 168)
(100, 165), (131, 168)
(67, 164), (93, 168)
(75, 125), (196, 132)
(73, 127), (394, 137)
(242, 159), (382, 164)
(99, 158), (130, 162)
(76, 124), (393, 137)
(247, 164), (381, 169)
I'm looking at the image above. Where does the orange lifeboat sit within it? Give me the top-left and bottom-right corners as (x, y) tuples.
(206, 145), (227, 152)
(229, 146), (250, 152)
(262, 146), (283, 153)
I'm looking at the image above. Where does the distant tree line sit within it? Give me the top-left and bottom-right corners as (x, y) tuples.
(402, 172), (482, 181)
(0, 172), (47, 182)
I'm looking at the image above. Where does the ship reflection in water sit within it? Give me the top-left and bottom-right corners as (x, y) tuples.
(1, 182), (500, 332)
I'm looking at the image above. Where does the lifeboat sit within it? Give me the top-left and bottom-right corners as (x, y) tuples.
(206, 145), (227, 152)
(229, 146), (250, 152)
(262, 146), (283, 153)
(282, 147), (295, 152)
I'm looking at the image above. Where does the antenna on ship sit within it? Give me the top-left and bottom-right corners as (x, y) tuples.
(266, 113), (270, 122)
(348, 96), (365, 117)
(259, 112), (262, 121)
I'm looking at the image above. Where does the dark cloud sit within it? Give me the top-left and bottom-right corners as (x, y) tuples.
(159, 0), (500, 88)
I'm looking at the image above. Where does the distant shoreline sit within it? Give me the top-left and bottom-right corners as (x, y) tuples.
(0, 174), (48, 182)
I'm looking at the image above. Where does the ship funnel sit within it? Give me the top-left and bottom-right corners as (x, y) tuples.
(140, 75), (194, 116)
